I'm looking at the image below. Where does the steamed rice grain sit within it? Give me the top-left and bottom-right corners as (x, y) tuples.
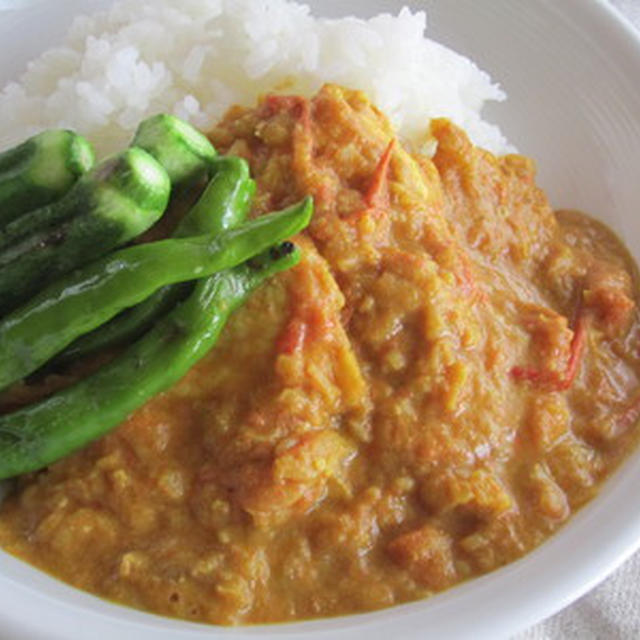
(0, 0), (512, 156)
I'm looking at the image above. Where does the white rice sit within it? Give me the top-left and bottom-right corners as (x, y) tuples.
(0, 0), (512, 157)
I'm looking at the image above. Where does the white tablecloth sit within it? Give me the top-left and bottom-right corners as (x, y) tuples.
(515, 2), (640, 638)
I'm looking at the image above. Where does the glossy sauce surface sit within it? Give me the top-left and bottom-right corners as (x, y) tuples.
(1, 85), (639, 624)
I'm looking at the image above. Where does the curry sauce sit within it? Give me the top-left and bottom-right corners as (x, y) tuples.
(0, 85), (639, 624)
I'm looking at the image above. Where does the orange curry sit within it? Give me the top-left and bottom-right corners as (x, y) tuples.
(1, 85), (639, 624)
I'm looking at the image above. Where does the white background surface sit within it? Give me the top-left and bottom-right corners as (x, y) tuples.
(1, 2), (640, 639)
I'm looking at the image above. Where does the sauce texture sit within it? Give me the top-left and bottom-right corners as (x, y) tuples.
(1, 85), (639, 624)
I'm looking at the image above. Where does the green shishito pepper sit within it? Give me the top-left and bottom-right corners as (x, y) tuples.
(0, 148), (172, 314)
(0, 244), (301, 480)
(132, 113), (217, 189)
(0, 196), (312, 392)
(59, 155), (255, 363)
(0, 116), (213, 253)
(0, 129), (95, 227)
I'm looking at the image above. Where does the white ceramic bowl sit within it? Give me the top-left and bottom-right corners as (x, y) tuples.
(1, 1), (640, 638)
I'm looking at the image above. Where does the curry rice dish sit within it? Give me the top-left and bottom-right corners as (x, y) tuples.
(1, 85), (640, 624)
